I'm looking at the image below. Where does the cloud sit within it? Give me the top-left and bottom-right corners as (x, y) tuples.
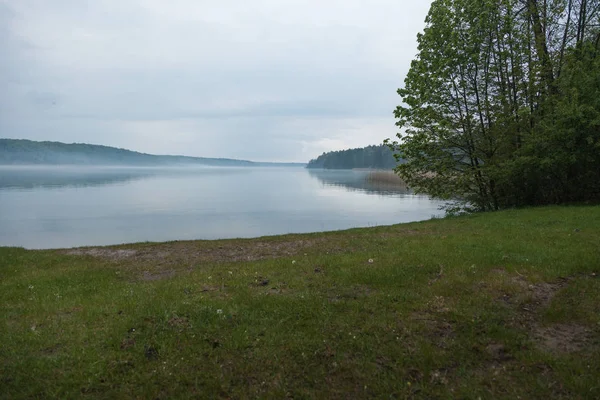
(0, 0), (433, 162)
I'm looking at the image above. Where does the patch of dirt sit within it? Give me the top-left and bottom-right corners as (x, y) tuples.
(65, 238), (333, 263)
(533, 323), (594, 354)
(65, 248), (138, 259)
(496, 276), (566, 317)
(508, 278), (567, 325)
(527, 280), (566, 309)
(503, 276), (596, 355)
(485, 343), (513, 362)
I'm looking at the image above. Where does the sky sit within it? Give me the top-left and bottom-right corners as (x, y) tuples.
(0, 0), (433, 162)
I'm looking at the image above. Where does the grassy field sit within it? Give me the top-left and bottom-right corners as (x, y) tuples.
(1, 206), (599, 399)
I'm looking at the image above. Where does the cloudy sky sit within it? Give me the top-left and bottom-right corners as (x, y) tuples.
(1, 0), (432, 162)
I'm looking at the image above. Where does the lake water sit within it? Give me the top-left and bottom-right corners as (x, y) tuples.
(0, 166), (444, 249)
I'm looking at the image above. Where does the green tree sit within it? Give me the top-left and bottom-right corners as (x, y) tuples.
(388, 0), (600, 211)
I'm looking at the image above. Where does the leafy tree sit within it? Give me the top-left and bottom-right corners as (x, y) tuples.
(387, 0), (600, 211)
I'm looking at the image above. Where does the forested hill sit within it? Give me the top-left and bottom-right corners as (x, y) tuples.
(306, 145), (399, 169)
(0, 139), (304, 167)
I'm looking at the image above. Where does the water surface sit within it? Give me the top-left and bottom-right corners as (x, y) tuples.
(0, 166), (444, 249)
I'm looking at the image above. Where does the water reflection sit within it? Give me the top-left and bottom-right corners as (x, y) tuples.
(307, 169), (410, 195)
(0, 166), (444, 248)
(0, 166), (250, 190)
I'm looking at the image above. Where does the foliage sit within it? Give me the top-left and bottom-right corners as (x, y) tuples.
(387, 0), (600, 211)
(1, 205), (600, 398)
(307, 144), (398, 169)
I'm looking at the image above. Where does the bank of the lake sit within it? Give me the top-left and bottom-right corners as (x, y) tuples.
(1, 205), (599, 398)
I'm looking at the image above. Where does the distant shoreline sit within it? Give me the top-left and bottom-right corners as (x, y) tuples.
(0, 138), (306, 167)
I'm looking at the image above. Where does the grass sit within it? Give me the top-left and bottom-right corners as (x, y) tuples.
(1, 205), (599, 399)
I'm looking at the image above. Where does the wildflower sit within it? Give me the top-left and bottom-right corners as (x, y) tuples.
(28, 285), (34, 290)
(292, 260), (296, 264)
(216, 309), (223, 315)
(368, 259), (374, 264)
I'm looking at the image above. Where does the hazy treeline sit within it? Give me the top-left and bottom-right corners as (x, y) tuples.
(306, 145), (399, 169)
(388, 0), (600, 211)
(0, 139), (304, 167)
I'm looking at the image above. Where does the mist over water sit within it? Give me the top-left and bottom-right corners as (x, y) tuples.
(0, 166), (444, 249)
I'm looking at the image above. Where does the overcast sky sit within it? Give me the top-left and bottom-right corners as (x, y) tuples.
(1, 0), (433, 162)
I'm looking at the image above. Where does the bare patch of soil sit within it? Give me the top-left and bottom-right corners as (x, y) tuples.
(65, 248), (138, 259)
(533, 323), (594, 354)
(500, 276), (566, 320)
(503, 276), (596, 354)
(485, 343), (513, 362)
(62, 237), (338, 266)
(526, 280), (566, 309)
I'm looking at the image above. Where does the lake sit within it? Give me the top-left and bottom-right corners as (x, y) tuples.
(0, 166), (444, 249)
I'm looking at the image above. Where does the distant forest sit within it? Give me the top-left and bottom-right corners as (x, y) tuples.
(0, 139), (304, 167)
(306, 145), (399, 169)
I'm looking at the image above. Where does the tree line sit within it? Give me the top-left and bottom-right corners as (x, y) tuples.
(387, 0), (600, 211)
(307, 145), (399, 169)
(0, 139), (303, 167)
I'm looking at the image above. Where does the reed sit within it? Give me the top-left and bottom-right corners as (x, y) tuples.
(365, 169), (407, 187)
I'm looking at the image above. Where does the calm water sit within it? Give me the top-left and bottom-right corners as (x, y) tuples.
(0, 166), (444, 249)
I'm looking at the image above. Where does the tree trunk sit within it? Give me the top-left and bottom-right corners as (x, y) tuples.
(527, 0), (555, 93)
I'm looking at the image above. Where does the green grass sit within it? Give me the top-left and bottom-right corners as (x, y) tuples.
(1, 205), (599, 399)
